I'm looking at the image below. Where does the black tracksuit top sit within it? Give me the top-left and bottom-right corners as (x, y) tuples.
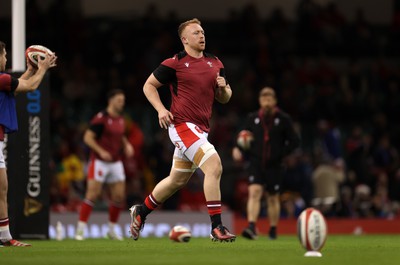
(240, 108), (301, 169)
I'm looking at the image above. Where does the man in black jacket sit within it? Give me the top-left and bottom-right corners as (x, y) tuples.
(233, 87), (300, 240)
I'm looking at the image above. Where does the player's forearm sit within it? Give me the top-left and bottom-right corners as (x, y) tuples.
(16, 68), (46, 93)
(87, 141), (104, 156)
(20, 68), (35, 80)
(122, 136), (131, 150)
(122, 136), (129, 146)
(215, 84), (232, 104)
(84, 135), (106, 156)
(143, 83), (167, 113)
(27, 68), (46, 89)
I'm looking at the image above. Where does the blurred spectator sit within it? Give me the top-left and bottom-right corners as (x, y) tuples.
(51, 141), (85, 212)
(318, 2), (346, 52)
(336, 185), (354, 217)
(345, 126), (373, 188)
(371, 172), (392, 218)
(353, 184), (373, 217)
(348, 8), (374, 56)
(296, 0), (321, 53)
(372, 134), (399, 174)
(281, 151), (313, 217)
(314, 119), (343, 162)
(311, 158), (345, 216)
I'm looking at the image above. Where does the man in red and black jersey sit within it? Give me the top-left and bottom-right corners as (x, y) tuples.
(0, 41), (57, 247)
(75, 89), (133, 241)
(232, 87), (300, 240)
(129, 18), (236, 242)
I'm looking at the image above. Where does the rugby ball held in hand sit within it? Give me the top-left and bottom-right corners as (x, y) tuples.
(169, 225), (191, 243)
(237, 130), (253, 150)
(297, 208), (327, 251)
(25, 45), (53, 67)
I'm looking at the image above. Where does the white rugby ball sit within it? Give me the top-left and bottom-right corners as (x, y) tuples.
(237, 130), (253, 150)
(297, 208), (327, 251)
(169, 225), (191, 243)
(25, 45), (53, 67)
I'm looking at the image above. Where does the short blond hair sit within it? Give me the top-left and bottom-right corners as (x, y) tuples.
(178, 18), (201, 38)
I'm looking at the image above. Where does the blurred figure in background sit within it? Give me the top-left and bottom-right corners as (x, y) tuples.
(314, 119), (343, 162)
(312, 158), (345, 216)
(353, 184), (373, 217)
(281, 150), (313, 218)
(232, 87), (300, 240)
(75, 89), (134, 240)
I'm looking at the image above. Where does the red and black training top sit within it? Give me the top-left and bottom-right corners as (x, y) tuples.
(88, 111), (125, 162)
(153, 51), (227, 133)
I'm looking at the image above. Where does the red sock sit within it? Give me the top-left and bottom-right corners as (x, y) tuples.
(144, 193), (160, 211)
(78, 199), (94, 222)
(206, 200), (222, 216)
(109, 202), (123, 223)
(0, 217), (9, 227)
(0, 217), (12, 242)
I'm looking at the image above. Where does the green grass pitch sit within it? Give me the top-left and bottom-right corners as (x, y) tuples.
(1, 235), (399, 265)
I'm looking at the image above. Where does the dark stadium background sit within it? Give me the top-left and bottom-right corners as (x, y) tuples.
(1, 0), (399, 237)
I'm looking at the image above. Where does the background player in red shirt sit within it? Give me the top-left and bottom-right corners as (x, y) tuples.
(0, 41), (57, 247)
(75, 89), (134, 240)
(129, 18), (236, 242)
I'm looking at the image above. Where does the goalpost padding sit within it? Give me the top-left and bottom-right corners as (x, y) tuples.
(5, 72), (50, 239)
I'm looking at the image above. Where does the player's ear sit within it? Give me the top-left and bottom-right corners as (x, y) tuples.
(181, 37), (188, 44)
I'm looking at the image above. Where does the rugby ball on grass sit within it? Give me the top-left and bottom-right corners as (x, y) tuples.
(169, 225), (191, 243)
(237, 130), (253, 150)
(297, 208), (327, 251)
(25, 45), (53, 67)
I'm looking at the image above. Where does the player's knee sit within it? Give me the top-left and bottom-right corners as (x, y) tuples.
(204, 163), (222, 182)
(112, 195), (125, 203)
(249, 189), (262, 200)
(85, 190), (101, 201)
(171, 172), (192, 188)
(215, 163), (223, 178)
(0, 185), (7, 198)
(268, 193), (280, 203)
(173, 177), (189, 189)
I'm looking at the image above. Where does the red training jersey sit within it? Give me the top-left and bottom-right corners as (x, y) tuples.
(0, 73), (18, 141)
(153, 51), (226, 132)
(88, 111), (125, 162)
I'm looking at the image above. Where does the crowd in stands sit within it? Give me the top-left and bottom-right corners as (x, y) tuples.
(2, 0), (400, 219)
